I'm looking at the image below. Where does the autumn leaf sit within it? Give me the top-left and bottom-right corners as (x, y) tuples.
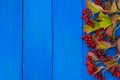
(86, 0), (103, 13)
(110, 65), (120, 73)
(98, 12), (112, 29)
(115, 37), (120, 51)
(110, 14), (120, 24)
(104, 59), (118, 70)
(106, 25), (114, 36)
(110, 1), (118, 12)
(116, 0), (120, 11)
(84, 21), (100, 33)
(93, 66), (105, 75)
(88, 51), (99, 61)
(98, 12), (109, 18)
(99, 17), (112, 29)
(96, 41), (112, 50)
(104, 1), (112, 11)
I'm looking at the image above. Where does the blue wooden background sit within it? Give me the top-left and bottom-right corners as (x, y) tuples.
(0, 0), (118, 80)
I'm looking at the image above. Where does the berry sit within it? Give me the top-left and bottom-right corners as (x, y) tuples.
(82, 9), (88, 15)
(82, 34), (96, 48)
(94, 0), (101, 5)
(82, 9), (94, 28)
(86, 55), (95, 74)
(94, 74), (104, 80)
(93, 49), (104, 57)
(112, 71), (120, 78)
(98, 33), (107, 41)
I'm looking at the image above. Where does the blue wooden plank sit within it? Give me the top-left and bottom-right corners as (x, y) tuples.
(23, 0), (52, 80)
(0, 0), (22, 80)
(53, 0), (83, 80)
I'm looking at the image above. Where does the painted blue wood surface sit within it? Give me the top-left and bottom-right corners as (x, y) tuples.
(0, 0), (22, 80)
(23, 0), (119, 80)
(53, 0), (83, 80)
(23, 0), (52, 80)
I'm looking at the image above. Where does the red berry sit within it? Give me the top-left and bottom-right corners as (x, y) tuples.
(82, 9), (88, 15)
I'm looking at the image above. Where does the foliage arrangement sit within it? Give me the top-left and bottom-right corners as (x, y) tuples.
(82, 0), (120, 80)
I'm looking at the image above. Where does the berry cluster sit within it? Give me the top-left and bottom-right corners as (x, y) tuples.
(86, 54), (105, 80)
(82, 0), (120, 80)
(93, 49), (105, 57)
(94, 28), (108, 41)
(112, 71), (120, 78)
(82, 9), (94, 28)
(94, 0), (101, 5)
(94, 0), (108, 14)
(98, 34), (107, 41)
(86, 55), (95, 74)
(93, 49), (108, 62)
(82, 34), (96, 48)
(94, 74), (105, 80)
(95, 29), (101, 35)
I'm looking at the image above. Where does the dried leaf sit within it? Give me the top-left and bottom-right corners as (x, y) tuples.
(115, 37), (120, 51)
(86, 0), (103, 13)
(104, 59), (118, 70)
(111, 29), (115, 41)
(83, 21), (100, 33)
(110, 1), (118, 12)
(96, 41), (112, 50)
(93, 66), (104, 75)
(110, 14), (120, 24)
(98, 12), (112, 29)
(116, 0), (120, 11)
(106, 25), (114, 36)
(104, 1), (112, 11)
(98, 12), (108, 19)
(88, 51), (99, 61)
(99, 18), (112, 29)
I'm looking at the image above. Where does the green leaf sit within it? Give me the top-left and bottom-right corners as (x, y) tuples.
(83, 21), (100, 34)
(99, 18), (112, 29)
(86, 0), (103, 13)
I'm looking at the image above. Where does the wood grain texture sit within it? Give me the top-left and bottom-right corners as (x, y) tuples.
(23, 0), (52, 80)
(0, 0), (22, 80)
(53, 0), (83, 80)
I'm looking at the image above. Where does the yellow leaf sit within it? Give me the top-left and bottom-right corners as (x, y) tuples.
(83, 21), (100, 33)
(96, 41), (112, 50)
(99, 12), (108, 18)
(86, 0), (103, 13)
(99, 18), (112, 29)
(110, 1), (118, 12)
